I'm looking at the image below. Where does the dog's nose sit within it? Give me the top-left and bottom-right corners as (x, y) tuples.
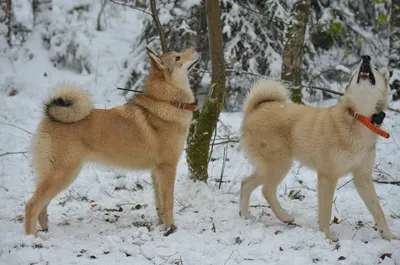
(361, 55), (371, 63)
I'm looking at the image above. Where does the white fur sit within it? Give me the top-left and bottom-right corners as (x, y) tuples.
(242, 79), (288, 116)
(346, 61), (389, 116)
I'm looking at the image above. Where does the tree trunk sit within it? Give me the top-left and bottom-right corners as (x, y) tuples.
(389, 0), (400, 70)
(281, 0), (311, 104)
(186, 0), (226, 182)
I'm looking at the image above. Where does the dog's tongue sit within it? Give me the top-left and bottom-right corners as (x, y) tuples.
(360, 71), (369, 77)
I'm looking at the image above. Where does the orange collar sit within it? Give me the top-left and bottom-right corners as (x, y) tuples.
(171, 101), (199, 111)
(349, 109), (390, 139)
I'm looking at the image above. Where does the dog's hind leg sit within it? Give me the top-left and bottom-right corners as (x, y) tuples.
(261, 159), (294, 224)
(38, 203), (49, 230)
(317, 173), (338, 241)
(352, 153), (399, 241)
(151, 172), (163, 225)
(154, 163), (177, 235)
(239, 171), (263, 218)
(25, 163), (81, 237)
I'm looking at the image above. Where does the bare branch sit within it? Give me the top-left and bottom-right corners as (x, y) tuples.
(211, 139), (240, 146)
(301, 86), (400, 113)
(108, 0), (152, 16)
(149, 0), (168, 53)
(234, 0), (290, 26)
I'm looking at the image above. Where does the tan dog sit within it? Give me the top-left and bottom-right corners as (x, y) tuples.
(239, 55), (398, 241)
(25, 47), (201, 237)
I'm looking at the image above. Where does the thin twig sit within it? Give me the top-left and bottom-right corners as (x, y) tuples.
(224, 250), (239, 265)
(117, 87), (143, 93)
(0, 122), (33, 135)
(336, 178), (354, 190)
(208, 123), (218, 164)
(212, 139), (240, 146)
(0, 151), (29, 157)
(149, 0), (168, 53)
(219, 144), (228, 189)
(108, 0), (152, 16)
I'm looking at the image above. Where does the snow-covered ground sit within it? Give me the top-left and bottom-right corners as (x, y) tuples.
(1, 1), (400, 265)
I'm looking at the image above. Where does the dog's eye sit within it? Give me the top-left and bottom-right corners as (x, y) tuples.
(375, 68), (378, 71)
(175, 56), (181, 62)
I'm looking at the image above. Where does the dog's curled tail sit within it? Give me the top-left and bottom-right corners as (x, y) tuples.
(44, 83), (93, 123)
(243, 79), (288, 116)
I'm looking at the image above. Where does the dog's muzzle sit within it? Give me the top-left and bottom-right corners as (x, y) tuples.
(188, 55), (201, 71)
(357, 55), (375, 85)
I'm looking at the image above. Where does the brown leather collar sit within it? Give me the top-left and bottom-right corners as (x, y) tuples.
(171, 101), (199, 111)
(138, 94), (199, 112)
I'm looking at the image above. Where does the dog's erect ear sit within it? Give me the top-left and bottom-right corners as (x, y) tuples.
(146, 46), (158, 56)
(378, 67), (390, 81)
(149, 53), (165, 70)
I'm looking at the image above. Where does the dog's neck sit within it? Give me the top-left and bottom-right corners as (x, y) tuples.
(142, 70), (195, 104)
(341, 89), (387, 117)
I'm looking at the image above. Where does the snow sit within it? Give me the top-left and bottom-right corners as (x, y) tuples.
(1, 1), (400, 265)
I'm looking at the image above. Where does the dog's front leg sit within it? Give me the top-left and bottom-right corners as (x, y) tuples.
(155, 163), (177, 236)
(151, 172), (163, 225)
(317, 173), (338, 241)
(352, 153), (399, 241)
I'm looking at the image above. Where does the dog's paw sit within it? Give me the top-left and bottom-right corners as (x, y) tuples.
(163, 225), (177, 237)
(282, 216), (295, 224)
(35, 234), (47, 241)
(239, 211), (250, 219)
(321, 229), (338, 242)
(380, 230), (399, 241)
(326, 233), (338, 242)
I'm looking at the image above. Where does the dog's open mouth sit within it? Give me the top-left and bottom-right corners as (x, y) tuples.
(188, 56), (201, 71)
(357, 64), (375, 85)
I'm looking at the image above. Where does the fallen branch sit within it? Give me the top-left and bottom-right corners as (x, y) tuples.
(0, 122), (33, 135)
(0, 151), (29, 157)
(372, 180), (400, 186)
(336, 178), (353, 190)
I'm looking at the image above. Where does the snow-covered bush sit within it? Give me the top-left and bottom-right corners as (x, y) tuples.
(47, 24), (92, 74)
(43, 2), (93, 74)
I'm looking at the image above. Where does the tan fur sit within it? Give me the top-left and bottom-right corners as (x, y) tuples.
(45, 83), (93, 123)
(239, 58), (398, 241)
(25, 47), (201, 237)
